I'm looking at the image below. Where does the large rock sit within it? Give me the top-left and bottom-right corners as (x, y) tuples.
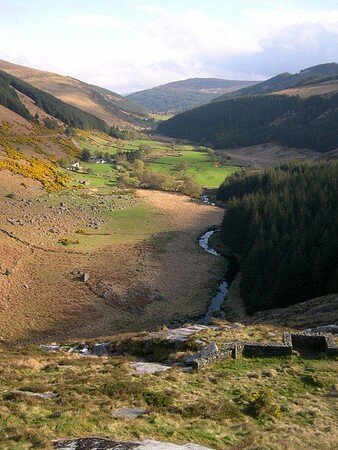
(112, 408), (148, 419)
(11, 390), (57, 399)
(54, 438), (214, 449)
(185, 342), (219, 367)
(131, 362), (171, 375)
(165, 325), (209, 343)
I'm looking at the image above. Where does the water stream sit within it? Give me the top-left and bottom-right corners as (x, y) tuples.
(198, 228), (228, 325)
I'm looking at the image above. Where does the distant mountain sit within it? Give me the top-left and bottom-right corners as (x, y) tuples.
(127, 78), (258, 113)
(0, 59), (149, 128)
(157, 92), (338, 153)
(213, 63), (338, 101)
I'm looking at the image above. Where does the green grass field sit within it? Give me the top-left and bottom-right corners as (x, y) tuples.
(148, 151), (239, 188)
(75, 133), (239, 190)
(65, 162), (118, 187)
(74, 204), (169, 249)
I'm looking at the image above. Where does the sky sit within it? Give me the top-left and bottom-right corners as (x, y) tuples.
(0, 0), (337, 94)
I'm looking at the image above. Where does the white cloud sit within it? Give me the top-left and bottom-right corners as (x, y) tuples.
(136, 4), (166, 13)
(2, 5), (338, 93)
(61, 14), (130, 29)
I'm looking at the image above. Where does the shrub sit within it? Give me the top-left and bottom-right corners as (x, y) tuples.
(183, 398), (240, 420)
(58, 238), (79, 246)
(142, 390), (173, 408)
(244, 390), (280, 419)
(102, 380), (144, 401)
(301, 375), (323, 388)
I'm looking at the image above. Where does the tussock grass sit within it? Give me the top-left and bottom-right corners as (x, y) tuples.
(0, 334), (337, 449)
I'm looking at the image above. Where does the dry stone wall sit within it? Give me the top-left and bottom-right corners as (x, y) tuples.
(185, 332), (337, 369)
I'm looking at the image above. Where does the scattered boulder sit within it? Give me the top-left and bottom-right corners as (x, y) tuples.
(53, 438), (213, 450)
(112, 408), (148, 419)
(11, 390), (56, 399)
(185, 342), (219, 368)
(40, 344), (61, 352)
(262, 368), (278, 378)
(165, 325), (209, 343)
(80, 272), (89, 282)
(131, 362), (171, 375)
(91, 343), (109, 357)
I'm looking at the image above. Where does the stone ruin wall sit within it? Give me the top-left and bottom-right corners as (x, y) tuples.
(187, 332), (338, 369)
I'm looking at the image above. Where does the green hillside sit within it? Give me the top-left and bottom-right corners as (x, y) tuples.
(217, 160), (338, 313)
(157, 93), (338, 152)
(213, 63), (338, 101)
(127, 78), (257, 113)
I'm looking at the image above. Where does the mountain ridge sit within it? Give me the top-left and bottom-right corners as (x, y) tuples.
(127, 77), (258, 113)
(0, 59), (149, 128)
(213, 62), (338, 101)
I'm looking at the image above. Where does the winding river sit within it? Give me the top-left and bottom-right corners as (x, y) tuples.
(198, 228), (229, 325)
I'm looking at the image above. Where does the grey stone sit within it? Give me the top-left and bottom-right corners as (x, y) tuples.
(165, 325), (209, 343)
(185, 342), (218, 366)
(12, 390), (56, 399)
(304, 324), (338, 334)
(131, 362), (171, 374)
(53, 438), (214, 449)
(80, 272), (89, 282)
(327, 384), (338, 397)
(91, 343), (109, 356)
(113, 408), (148, 419)
(40, 344), (61, 352)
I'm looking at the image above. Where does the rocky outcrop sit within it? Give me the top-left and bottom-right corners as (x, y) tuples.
(53, 438), (214, 450)
(131, 362), (172, 375)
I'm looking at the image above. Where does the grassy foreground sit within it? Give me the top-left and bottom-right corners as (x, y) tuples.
(0, 324), (337, 450)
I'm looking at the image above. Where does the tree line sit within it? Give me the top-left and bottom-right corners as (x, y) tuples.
(0, 70), (109, 131)
(157, 93), (338, 152)
(217, 161), (338, 313)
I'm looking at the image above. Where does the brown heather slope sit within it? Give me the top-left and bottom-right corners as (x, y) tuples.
(0, 59), (149, 128)
(274, 79), (338, 98)
(0, 187), (223, 343)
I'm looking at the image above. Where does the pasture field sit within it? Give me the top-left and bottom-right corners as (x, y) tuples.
(76, 133), (239, 189)
(68, 162), (118, 187)
(148, 151), (239, 188)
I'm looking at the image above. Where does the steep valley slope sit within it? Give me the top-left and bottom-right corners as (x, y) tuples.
(0, 59), (149, 128)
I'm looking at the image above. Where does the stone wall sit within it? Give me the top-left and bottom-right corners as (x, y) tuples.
(241, 341), (292, 357)
(284, 332), (338, 357)
(185, 332), (337, 369)
(185, 342), (233, 369)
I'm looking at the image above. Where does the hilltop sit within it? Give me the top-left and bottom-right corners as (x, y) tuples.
(213, 63), (338, 101)
(0, 59), (149, 128)
(157, 91), (338, 153)
(127, 78), (257, 113)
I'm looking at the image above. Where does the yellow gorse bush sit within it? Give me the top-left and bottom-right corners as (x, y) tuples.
(0, 141), (70, 191)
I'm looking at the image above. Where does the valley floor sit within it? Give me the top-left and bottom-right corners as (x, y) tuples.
(0, 185), (223, 343)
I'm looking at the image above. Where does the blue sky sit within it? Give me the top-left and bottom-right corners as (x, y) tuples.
(0, 0), (337, 93)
